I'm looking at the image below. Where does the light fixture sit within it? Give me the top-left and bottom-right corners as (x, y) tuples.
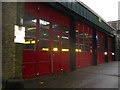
(112, 52), (115, 55)
(104, 52), (107, 55)
(96, 35), (99, 40)
(90, 50), (92, 52)
(62, 36), (69, 39)
(42, 48), (49, 51)
(32, 19), (37, 23)
(27, 27), (36, 31)
(53, 48), (58, 51)
(62, 49), (69, 52)
(31, 40), (35, 44)
(75, 49), (79, 52)
(76, 30), (78, 32)
(40, 19), (50, 25)
(65, 31), (69, 33)
(43, 34), (47, 36)
(24, 41), (30, 44)
(79, 49), (82, 52)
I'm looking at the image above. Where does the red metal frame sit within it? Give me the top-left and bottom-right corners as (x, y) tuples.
(23, 3), (70, 79)
(96, 31), (106, 64)
(75, 21), (93, 68)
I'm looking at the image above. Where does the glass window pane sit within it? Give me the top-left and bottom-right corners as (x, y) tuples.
(24, 13), (36, 26)
(62, 43), (69, 52)
(80, 45), (84, 52)
(40, 19), (50, 29)
(52, 23), (60, 31)
(84, 46), (89, 51)
(40, 40), (50, 51)
(84, 38), (88, 45)
(62, 43), (69, 49)
(89, 35), (92, 47)
(97, 37), (105, 52)
(40, 29), (50, 40)
(79, 31), (84, 38)
(90, 46), (92, 52)
(23, 38), (36, 50)
(25, 26), (36, 38)
(53, 42), (60, 51)
(84, 33), (89, 38)
(76, 30), (79, 41)
(80, 38), (84, 45)
(76, 42), (79, 52)
(24, 13), (36, 38)
(53, 34), (60, 41)
(76, 30), (79, 45)
(63, 26), (69, 34)
(62, 34), (69, 43)
(76, 43), (79, 48)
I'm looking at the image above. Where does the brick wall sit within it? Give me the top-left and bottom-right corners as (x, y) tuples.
(2, 2), (24, 80)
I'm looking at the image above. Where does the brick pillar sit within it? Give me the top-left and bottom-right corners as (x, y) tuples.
(15, 2), (24, 79)
(2, 2), (24, 80)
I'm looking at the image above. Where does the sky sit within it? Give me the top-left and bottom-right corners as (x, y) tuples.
(79, 0), (120, 22)
(1, 0), (119, 22)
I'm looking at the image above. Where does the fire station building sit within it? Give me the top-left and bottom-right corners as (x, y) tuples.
(2, 2), (116, 80)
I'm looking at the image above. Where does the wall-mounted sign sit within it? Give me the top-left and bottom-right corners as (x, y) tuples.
(14, 25), (25, 43)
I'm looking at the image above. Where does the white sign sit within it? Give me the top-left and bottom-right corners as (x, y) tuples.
(14, 25), (25, 43)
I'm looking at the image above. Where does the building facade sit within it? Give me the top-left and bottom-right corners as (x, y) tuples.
(108, 20), (120, 61)
(2, 2), (116, 80)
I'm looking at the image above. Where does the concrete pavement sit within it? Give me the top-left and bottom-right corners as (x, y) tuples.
(24, 61), (119, 88)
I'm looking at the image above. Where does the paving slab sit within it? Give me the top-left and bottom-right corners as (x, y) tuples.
(23, 61), (119, 88)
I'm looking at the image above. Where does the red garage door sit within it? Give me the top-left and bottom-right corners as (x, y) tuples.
(23, 3), (70, 79)
(75, 21), (93, 68)
(96, 31), (106, 64)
